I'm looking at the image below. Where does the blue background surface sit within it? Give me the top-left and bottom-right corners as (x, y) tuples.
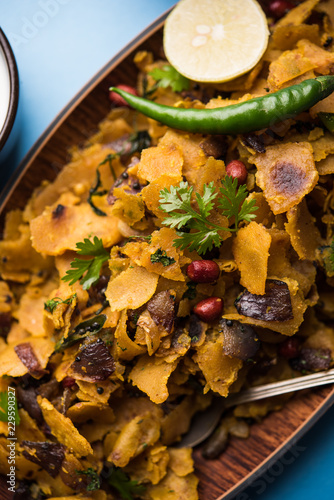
(1, 1), (334, 499)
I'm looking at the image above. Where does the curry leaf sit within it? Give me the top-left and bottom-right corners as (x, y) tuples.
(0, 391), (20, 425)
(108, 467), (146, 500)
(54, 314), (107, 353)
(128, 130), (151, 154)
(88, 167), (108, 216)
(99, 152), (118, 180)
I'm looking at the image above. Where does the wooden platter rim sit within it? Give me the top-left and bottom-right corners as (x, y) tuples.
(218, 388), (334, 500)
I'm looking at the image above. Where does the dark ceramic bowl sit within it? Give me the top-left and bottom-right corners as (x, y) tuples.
(0, 29), (19, 153)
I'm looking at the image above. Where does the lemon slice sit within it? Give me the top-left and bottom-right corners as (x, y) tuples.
(163, 0), (269, 83)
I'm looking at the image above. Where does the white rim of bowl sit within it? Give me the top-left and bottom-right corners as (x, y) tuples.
(0, 29), (19, 151)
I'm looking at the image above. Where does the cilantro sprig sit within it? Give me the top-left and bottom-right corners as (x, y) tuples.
(61, 236), (109, 290)
(108, 467), (146, 500)
(149, 64), (190, 92)
(159, 176), (258, 254)
(218, 175), (258, 231)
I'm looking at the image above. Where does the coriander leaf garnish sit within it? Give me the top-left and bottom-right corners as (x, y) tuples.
(150, 248), (176, 267)
(108, 467), (146, 500)
(159, 181), (221, 254)
(159, 181), (197, 228)
(88, 167), (108, 216)
(0, 391), (20, 425)
(159, 176), (258, 254)
(177, 228), (222, 254)
(149, 64), (190, 92)
(218, 175), (258, 231)
(44, 293), (77, 313)
(75, 468), (100, 491)
(61, 236), (109, 290)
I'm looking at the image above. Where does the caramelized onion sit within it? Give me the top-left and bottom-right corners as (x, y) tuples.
(220, 319), (260, 360)
(235, 280), (293, 321)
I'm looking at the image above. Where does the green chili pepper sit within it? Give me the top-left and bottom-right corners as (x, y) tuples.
(318, 111), (334, 133)
(110, 76), (334, 135)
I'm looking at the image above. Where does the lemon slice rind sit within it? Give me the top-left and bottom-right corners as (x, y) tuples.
(163, 0), (269, 83)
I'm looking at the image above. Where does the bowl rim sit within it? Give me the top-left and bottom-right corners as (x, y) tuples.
(0, 28), (19, 151)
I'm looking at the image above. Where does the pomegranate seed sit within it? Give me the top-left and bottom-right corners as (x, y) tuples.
(187, 260), (220, 283)
(225, 160), (248, 185)
(193, 297), (223, 322)
(62, 376), (76, 388)
(269, 0), (295, 19)
(109, 84), (138, 107)
(278, 337), (300, 359)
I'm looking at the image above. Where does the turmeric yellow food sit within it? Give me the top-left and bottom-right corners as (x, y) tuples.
(1, 1), (334, 498)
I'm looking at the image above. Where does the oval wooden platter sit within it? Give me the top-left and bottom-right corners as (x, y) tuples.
(1, 10), (334, 500)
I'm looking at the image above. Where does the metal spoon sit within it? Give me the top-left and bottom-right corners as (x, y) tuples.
(179, 367), (334, 447)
